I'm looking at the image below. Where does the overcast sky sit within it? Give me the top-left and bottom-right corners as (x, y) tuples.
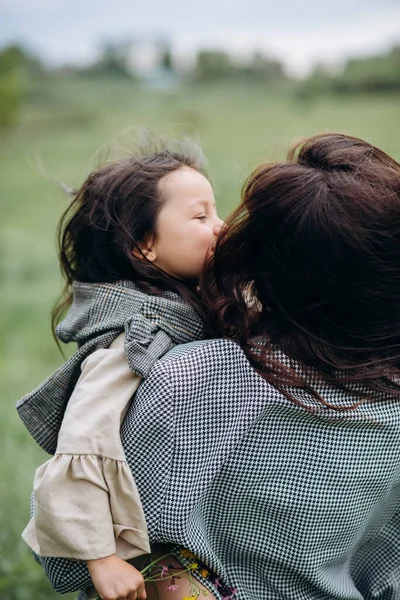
(1, 0), (400, 75)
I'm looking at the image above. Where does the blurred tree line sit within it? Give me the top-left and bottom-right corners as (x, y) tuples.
(297, 45), (400, 98)
(192, 50), (284, 82)
(0, 45), (45, 127)
(74, 41), (286, 84)
(0, 40), (399, 129)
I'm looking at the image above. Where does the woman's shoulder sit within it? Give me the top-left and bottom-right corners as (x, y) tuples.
(147, 337), (276, 404)
(158, 338), (251, 372)
(150, 338), (400, 426)
(160, 337), (241, 358)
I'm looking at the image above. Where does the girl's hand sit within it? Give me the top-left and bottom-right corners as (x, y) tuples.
(87, 554), (147, 600)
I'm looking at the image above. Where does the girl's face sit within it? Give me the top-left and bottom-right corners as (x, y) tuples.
(148, 167), (223, 282)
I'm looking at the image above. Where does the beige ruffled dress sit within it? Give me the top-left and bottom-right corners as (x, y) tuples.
(22, 333), (151, 560)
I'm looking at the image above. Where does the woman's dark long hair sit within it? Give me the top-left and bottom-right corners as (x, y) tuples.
(202, 133), (400, 409)
(53, 134), (207, 335)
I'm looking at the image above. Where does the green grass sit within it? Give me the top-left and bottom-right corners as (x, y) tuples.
(1, 76), (400, 599)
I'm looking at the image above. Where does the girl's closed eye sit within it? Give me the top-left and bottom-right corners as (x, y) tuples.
(196, 215), (207, 221)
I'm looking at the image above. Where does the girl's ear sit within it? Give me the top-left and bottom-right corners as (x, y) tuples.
(132, 239), (157, 262)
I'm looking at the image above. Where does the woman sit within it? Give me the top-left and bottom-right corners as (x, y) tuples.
(36, 133), (400, 599)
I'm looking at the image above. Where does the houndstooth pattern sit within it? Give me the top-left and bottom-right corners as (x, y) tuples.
(16, 280), (204, 455)
(35, 339), (400, 599)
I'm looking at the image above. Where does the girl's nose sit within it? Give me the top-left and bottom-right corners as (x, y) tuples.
(213, 218), (224, 236)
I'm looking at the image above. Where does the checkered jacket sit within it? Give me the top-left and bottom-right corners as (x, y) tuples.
(17, 280), (204, 455)
(36, 339), (400, 599)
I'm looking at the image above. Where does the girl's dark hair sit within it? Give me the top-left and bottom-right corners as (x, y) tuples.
(202, 133), (400, 409)
(53, 133), (207, 333)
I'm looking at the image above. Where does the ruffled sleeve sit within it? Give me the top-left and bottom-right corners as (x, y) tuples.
(22, 334), (150, 560)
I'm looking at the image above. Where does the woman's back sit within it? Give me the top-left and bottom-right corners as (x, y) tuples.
(120, 338), (400, 600)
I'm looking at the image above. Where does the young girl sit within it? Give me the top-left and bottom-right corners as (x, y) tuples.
(17, 134), (222, 600)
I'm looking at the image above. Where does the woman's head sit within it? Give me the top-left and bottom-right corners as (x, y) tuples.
(203, 133), (400, 402)
(54, 134), (221, 328)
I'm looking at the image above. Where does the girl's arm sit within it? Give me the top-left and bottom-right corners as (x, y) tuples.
(23, 334), (150, 597)
(87, 555), (146, 600)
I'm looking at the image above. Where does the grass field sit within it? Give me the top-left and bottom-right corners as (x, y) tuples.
(1, 76), (400, 599)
